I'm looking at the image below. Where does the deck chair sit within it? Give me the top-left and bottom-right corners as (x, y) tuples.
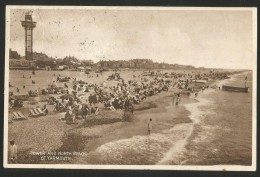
(17, 111), (27, 119)
(33, 108), (43, 116)
(36, 108), (46, 116)
(13, 111), (27, 120)
(33, 109), (41, 116)
(13, 112), (20, 119)
(29, 109), (40, 117)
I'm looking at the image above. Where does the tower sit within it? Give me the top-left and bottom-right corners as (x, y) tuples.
(21, 13), (36, 63)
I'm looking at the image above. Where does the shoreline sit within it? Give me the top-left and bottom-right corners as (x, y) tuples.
(11, 82), (223, 164)
(28, 88), (195, 165)
(60, 87), (217, 165)
(182, 71), (252, 165)
(8, 70), (246, 164)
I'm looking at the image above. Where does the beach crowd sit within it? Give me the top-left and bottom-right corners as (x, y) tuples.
(9, 69), (233, 124)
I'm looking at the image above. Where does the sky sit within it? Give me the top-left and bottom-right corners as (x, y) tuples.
(8, 7), (255, 69)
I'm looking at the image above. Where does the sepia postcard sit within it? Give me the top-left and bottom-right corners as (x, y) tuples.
(4, 6), (257, 170)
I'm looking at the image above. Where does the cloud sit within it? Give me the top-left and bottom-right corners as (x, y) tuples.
(9, 8), (254, 69)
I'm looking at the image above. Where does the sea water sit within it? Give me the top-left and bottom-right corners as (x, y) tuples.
(180, 72), (253, 165)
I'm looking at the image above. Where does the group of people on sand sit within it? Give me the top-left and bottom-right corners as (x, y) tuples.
(47, 90), (101, 123)
(9, 69), (238, 125)
(39, 71), (175, 124)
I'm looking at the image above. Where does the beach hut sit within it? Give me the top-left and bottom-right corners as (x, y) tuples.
(192, 79), (207, 84)
(85, 66), (92, 71)
(57, 65), (68, 71)
(77, 67), (85, 72)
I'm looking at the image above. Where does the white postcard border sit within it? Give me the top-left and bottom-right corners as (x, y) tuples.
(3, 6), (257, 171)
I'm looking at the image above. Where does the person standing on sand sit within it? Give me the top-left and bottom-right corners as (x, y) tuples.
(148, 118), (152, 135)
(9, 140), (17, 163)
(175, 93), (181, 105)
(131, 106), (134, 114)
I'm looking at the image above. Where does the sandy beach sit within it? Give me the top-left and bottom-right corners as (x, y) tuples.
(7, 69), (252, 165)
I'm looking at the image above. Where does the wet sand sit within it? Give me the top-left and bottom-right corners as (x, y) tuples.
(61, 89), (195, 165)
(73, 72), (253, 165)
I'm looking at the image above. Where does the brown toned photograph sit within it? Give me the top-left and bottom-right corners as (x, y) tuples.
(4, 6), (257, 170)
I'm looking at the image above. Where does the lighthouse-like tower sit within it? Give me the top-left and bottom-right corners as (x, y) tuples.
(21, 13), (36, 66)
